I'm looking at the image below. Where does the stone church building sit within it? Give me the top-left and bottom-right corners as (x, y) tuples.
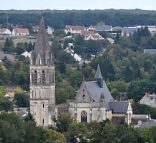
(30, 17), (56, 127)
(30, 17), (134, 127)
(67, 65), (133, 124)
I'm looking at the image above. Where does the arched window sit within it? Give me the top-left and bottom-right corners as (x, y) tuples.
(81, 111), (87, 122)
(33, 71), (37, 84)
(42, 71), (46, 84)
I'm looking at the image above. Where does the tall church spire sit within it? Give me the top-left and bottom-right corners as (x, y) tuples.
(32, 16), (53, 65)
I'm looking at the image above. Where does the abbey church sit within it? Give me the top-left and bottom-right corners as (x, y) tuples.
(30, 17), (147, 127)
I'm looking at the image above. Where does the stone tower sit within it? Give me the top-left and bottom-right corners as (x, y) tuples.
(30, 17), (55, 127)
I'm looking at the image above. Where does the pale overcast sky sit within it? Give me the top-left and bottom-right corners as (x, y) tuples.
(1, 0), (156, 10)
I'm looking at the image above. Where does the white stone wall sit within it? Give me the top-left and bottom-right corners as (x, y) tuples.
(69, 102), (107, 123)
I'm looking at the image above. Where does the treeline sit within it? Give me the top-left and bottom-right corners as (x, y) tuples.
(1, 9), (156, 28)
(1, 112), (156, 143)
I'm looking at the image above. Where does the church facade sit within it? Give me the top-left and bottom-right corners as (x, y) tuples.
(30, 17), (56, 127)
(67, 65), (133, 124)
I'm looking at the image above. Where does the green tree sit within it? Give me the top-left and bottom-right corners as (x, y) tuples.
(44, 129), (66, 143)
(14, 93), (29, 107)
(55, 113), (73, 132)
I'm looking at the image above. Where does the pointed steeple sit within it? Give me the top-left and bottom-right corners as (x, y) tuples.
(95, 64), (103, 88)
(95, 64), (103, 79)
(32, 16), (53, 65)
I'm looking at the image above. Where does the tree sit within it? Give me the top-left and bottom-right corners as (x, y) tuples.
(14, 93), (29, 107)
(2, 38), (14, 53)
(44, 129), (66, 143)
(55, 113), (73, 132)
(0, 86), (6, 99)
(0, 99), (13, 111)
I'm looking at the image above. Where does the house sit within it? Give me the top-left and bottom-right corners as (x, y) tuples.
(147, 26), (156, 34)
(81, 30), (104, 40)
(84, 33), (104, 40)
(32, 25), (39, 33)
(0, 28), (12, 35)
(12, 28), (29, 36)
(107, 38), (115, 44)
(65, 25), (85, 34)
(46, 26), (54, 35)
(144, 49), (156, 54)
(121, 27), (138, 37)
(140, 92), (156, 108)
(21, 51), (31, 58)
(4, 87), (15, 98)
(33, 25), (54, 35)
(64, 47), (82, 62)
(88, 23), (112, 32)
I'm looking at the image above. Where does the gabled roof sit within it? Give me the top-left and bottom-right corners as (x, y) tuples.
(83, 80), (113, 104)
(66, 25), (84, 31)
(109, 101), (129, 113)
(14, 28), (29, 34)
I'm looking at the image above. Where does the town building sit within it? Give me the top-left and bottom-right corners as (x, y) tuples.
(12, 28), (29, 36)
(65, 25), (86, 34)
(140, 92), (156, 108)
(29, 17), (56, 127)
(144, 49), (156, 54)
(0, 28), (12, 35)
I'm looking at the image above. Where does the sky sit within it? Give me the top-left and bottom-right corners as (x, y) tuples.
(1, 0), (156, 10)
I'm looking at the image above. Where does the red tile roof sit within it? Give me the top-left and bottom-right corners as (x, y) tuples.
(14, 28), (29, 34)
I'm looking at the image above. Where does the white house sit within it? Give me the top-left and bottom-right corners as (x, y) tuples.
(46, 26), (54, 35)
(21, 51), (31, 58)
(140, 93), (156, 108)
(65, 25), (85, 34)
(0, 28), (12, 35)
(12, 28), (29, 36)
(84, 33), (104, 40)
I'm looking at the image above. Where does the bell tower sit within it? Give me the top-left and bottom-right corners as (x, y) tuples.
(30, 17), (55, 127)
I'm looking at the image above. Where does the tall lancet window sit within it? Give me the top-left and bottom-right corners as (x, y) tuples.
(32, 71), (37, 84)
(81, 111), (87, 122)
(42, 71), (46, 84)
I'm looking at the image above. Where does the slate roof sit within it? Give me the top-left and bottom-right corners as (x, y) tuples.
(95, 64), (103, 79)
(109, 101), (128, 113)
(84, 80), (113, 103)
(139, 119), (156, 128)
(32, 17), (53, 65)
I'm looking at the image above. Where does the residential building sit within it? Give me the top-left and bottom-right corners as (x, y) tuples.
(12, 28), (29, 36)
(121, 27), (138, 37)
(144, 49), (156, 54)
(84, 33), (104, 40)
(0, 28), (12, 35)
(88, 24), (112, 32)
(140, 92), (156, 108)
(46, 26), (54, 35)
(65, 25), (85, 34)
(33, 25), (54, 35)
(21, 51), (31, 58)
